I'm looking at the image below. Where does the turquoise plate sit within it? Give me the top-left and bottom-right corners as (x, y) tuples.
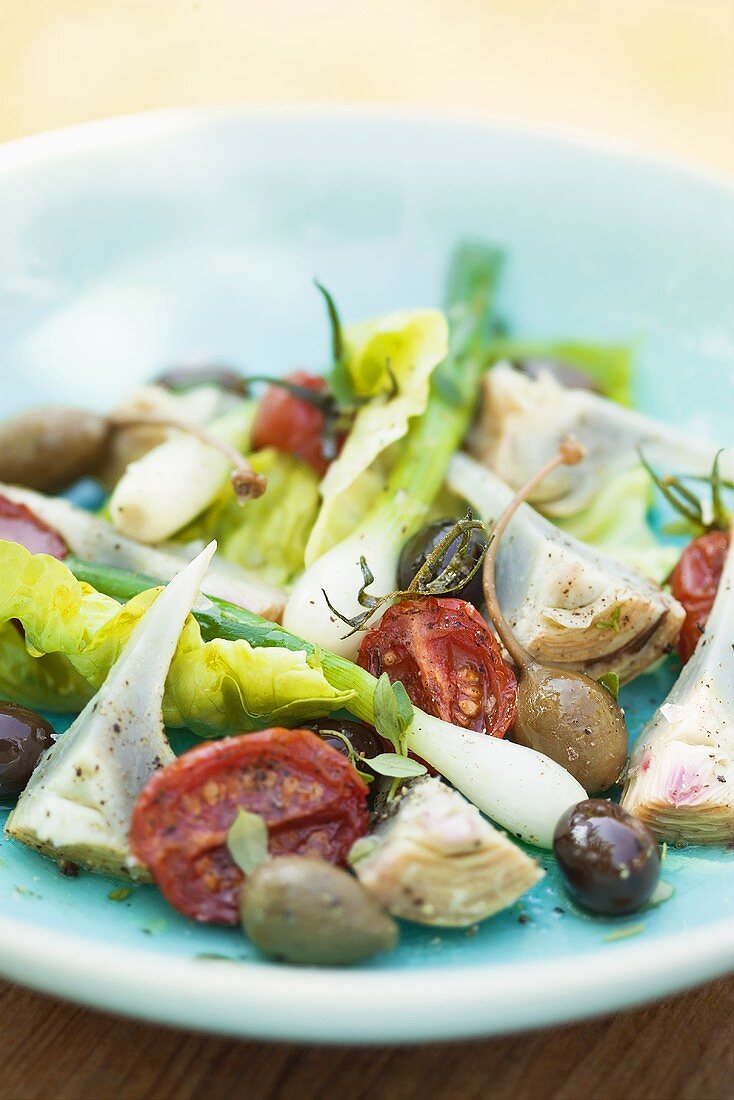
(0, 110), (732, 1043)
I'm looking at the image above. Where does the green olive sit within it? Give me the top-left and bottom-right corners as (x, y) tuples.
(240, 856), (398, 965)
(512, 664), (628, 793)
(0, 408), (111, 492)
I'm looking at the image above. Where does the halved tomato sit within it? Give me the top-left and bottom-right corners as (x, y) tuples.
(357, 597), (517, 738)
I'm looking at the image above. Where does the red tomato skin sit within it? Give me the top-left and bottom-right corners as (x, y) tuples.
(251, 371), (333, 476)
(0, 497), (68, 559)
(129, 728), (369, 926)
(670, 530), (730, 663)
(357, 597), (517, 738)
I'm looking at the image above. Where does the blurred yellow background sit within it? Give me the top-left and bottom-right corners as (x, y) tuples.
(1, 0), (733, 173)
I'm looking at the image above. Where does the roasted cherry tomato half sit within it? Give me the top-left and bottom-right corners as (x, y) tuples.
(357, 597), (517, 738)
(670, 529), (730, 663)
(130, 728), (369, 925)
(251, 370), (339, 477)
(0, 497), (68, 559)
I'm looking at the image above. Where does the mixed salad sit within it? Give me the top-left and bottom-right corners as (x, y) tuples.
(0, 242), (731, 966)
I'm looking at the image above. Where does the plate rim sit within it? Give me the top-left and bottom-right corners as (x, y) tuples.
(0, 103), (733, 196)
(0, 907), (731, 1043)
(0, 105), (732, 1041)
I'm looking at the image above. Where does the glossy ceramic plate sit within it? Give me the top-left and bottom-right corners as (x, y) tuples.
(0, 109), (732, 1043)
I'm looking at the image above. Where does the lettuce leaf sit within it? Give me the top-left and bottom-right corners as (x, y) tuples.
(305, 309), (449, 563)
(0, 624), (93, 713)
(174, 448), (320, 587)
(0, 541), (353, 733)
(554, 466), (679, 583)
(486, 338), (633, 406)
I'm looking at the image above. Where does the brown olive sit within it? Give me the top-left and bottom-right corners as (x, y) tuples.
(515, 359), (602, 394)
(553, 799), (661, 915)
(482, 438), (629, 794)
(0, 408), (111, 492)
(153, 364), (247, 395)
(240, 856), (398, 965)
(512, 665), (628, 793)
(0, 703), (55, 802)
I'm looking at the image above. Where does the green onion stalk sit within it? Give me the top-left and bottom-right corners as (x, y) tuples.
(68, 553), (585, 849)
(282, 242), (506, 659)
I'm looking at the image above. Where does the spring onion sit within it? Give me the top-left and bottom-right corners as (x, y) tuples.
(69, 554), (585, 847)
(109, 401), (257, 543)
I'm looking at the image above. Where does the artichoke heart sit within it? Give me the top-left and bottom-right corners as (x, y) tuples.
(5, 543), (216, 878)
(349, 777), (543, 927)
(448, 453), (683, 682)
(622, 526), (734, 843)
(470, 364), (732, 517)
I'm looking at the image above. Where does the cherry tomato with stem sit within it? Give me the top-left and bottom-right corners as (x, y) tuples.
(251, 371), (342, 477)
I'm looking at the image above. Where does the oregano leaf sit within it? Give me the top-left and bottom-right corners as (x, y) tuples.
(598, 672), (620, 699)
(363, 753), (427, 778)
(226, 808), (269, 875)
(372, 672), (402, 751)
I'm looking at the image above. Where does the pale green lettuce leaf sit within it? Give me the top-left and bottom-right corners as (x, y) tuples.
(554, 466), (679, 583)
(175, 448), (320, 587)
(0, 624), (93, 713)
(0, 541), (353, 733)
(305, 309), (449, 563)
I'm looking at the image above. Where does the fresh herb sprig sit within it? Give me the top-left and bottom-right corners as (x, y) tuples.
(322, 512), (488, 637)
(639, 448), (733, 535)
(367, 674), (425, 793)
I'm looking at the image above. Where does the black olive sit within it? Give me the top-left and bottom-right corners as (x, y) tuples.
(514, 359), (601, 393)
(305, 720), (391, 813)
(397, 519), (488, 608)
(152, 364), (248, 395)
(553, 799), (661, 915)
(0, 703), (55, 802)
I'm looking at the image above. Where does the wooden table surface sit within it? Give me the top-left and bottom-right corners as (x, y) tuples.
(0, 973), (731, 1099)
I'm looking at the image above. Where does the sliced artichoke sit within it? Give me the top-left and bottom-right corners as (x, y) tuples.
(5, 544), (216, 878)
(447, 452), (683, 682)
(0, 482), (286, 622)
(349, 777), (542, 927)
(470, 364), (733, 517)
(622, 526), (734, 843)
